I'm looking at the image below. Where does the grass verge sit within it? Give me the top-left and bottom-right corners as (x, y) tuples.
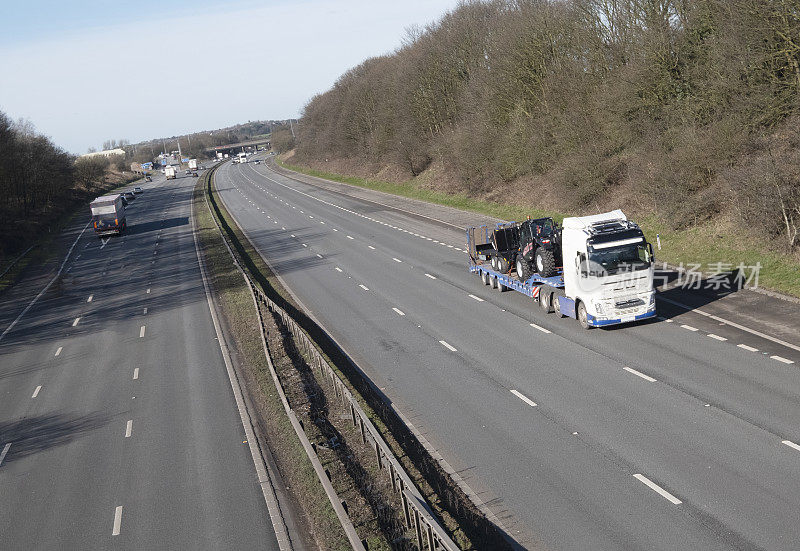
(278, 159), (800, 298)
(193, 171), (350, 551)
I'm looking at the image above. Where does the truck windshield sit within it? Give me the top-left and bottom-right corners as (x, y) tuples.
(587, 243), (651, 275)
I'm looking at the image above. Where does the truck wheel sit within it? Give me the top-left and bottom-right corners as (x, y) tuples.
(535, 248), (557, 277)
(539, 291), (553, 313)
(577, 301), (592, 329)
(516, 258), (533, 281)
(497, 257), (509, 273)
(481, 271), (489, 285)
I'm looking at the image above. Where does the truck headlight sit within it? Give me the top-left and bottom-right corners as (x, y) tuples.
(648, 293), (656, 309)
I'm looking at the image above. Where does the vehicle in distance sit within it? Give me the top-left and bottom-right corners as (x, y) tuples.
(90, 194), (126, 236)
(123, 191), (135, 201)
(133, 186), (143, 194)
(165, 165), (176, 179)
(188, 158), (198, 172)
(467, 210), (656, 328)
(144, 174), (152, 182)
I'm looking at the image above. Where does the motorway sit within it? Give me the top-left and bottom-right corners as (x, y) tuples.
(0, 170), (282, 549)
(216, 156), (800, 551)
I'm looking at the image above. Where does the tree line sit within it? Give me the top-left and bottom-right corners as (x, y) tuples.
(0, 111), (136, 259)
(293, 0), (800, 250)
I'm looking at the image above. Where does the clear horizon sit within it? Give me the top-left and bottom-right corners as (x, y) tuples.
(0, 0), (461, 154)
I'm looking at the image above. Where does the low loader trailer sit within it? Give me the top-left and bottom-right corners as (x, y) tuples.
(467, 210), (657, 328)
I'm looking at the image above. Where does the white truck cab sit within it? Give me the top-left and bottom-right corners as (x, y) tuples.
(560, 210), (656, 327)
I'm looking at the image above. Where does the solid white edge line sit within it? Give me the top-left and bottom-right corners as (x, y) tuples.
(112, 506), (123, 536)
(439, 340), (457, 352)
(0, 443), (11, 466)
(125, 420), (132, 438)
(737, 344), (758, 352)
(623, 366), (657, 382)
(680, 324), (698, 332)
(133, 368), (139, 380)
(782, 440), (800, 451)
(55, 346), (63, 357)
(529, 323), (552, 334)
(771, 355), (795, 365)
(31, 385), (42, 398)
(510, 389), (537, 407)
(633, 474), (682, 504)
(392, 308), (405, 316)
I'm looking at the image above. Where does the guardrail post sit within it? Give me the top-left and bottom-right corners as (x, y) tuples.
(413, 509), (423, 548)
(401, 490), (411, 528)
(389, 463), (397, 492)
(426, 524), (434, 551)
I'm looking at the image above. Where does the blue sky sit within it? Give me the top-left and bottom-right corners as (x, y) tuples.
(0, 0), (462, 153)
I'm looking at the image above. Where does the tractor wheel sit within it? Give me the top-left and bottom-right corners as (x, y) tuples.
(497, 256), (509, 273)
(516, 258), (533, 281)
(535, 248), (557, 277)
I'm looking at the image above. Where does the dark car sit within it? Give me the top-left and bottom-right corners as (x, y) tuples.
(133, 186), (143, 194)
(124, 191), (135, 201)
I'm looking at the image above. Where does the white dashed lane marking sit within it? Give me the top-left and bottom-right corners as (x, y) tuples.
(72, 317), (80, 327)
(359, 284), (369, 291)
(529, 323), (551, 334)
(707, 334), (727, 341)
(771, 355), (795, 365)
(55, 346), (63, 357)
(392, 308), (405, 316)
(738, 344), (758, 352)
(439, 340), (457, 352)
(31, 386), (42, 398)
(623, 366), (656, 382)
(783, 440), (800, 452)
(425, 274), (437, 280)
(633, 474), (682, 504)
(468, 294), (484, 302)
(510, 389), (537, 407)
(680, 324), (698, 332)
(112, 506), (123, 536)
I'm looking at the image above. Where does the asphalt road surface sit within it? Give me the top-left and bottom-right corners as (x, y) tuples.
(0, 168), (281, 549)
(216, 156), (800, 551)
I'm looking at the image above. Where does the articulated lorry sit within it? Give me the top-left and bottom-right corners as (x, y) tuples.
(90, 194), (126, 236)
(165, 165), (177, 180)
(467, 210), (656, 328)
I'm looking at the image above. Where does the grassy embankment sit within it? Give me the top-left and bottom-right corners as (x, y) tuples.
(278, 160), (800, 298)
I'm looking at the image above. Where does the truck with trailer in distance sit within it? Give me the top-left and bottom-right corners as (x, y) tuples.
(90, 194), (126, 236)
(467, 210), (656, 328)
(188, 158), (198, 173)
(165, 165), (177, 179)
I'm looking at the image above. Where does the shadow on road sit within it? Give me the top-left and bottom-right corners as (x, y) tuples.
(0, 411), (110, 465)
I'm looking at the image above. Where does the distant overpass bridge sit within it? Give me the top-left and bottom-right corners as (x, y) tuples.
(205, 138), (271, 155)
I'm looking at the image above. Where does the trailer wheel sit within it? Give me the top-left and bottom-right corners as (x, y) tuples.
(490, 256), (497, 270)
(516, 258), (533, 281)
(496, 277), (506, 292)
(481, 271), (489, 285)
(539, 292), (553, 313)
(535, 248), (557, 278)
(577, 301), (592, 329)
